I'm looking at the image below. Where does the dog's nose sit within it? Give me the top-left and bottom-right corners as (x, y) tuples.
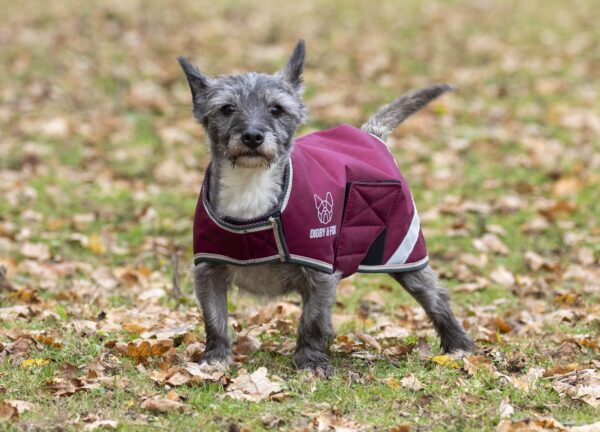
(241, 129), (265, 149)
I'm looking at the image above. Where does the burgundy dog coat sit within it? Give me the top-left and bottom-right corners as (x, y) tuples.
(193, 124), (428, 277)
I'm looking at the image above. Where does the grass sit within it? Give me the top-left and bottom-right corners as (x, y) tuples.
(1, 0), (599, 430)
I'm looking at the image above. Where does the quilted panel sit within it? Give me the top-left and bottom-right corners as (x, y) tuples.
(335, 182), (402, 276)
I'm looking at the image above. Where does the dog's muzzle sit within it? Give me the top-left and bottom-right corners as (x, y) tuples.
(228, 132), (278, 168)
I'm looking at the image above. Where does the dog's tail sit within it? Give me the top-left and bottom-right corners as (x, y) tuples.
(361, 83), (454, 143)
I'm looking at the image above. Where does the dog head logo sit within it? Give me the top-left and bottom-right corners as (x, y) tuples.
(314, 192), (333, 225)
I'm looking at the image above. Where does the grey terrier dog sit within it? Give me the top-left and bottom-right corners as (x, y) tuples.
(178, 40), (474, 377)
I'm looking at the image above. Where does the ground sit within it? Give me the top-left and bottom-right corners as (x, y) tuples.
(0, 1), (599, 431)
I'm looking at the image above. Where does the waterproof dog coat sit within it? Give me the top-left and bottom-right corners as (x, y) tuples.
(193, 124), (428, 277)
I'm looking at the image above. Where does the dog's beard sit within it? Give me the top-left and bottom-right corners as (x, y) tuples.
(227, 132), (278, 169)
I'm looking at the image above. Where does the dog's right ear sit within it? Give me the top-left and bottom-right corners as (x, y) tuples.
(178, 57), (210, 106)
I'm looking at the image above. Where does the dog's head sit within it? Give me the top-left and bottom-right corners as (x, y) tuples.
(178, 40), (307, 169)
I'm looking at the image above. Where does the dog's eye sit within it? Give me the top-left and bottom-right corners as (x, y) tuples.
(269, 104), (284, 116)
(220, 105), (236, 116)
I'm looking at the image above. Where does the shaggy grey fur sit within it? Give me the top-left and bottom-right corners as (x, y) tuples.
(179, 40), (473, 377)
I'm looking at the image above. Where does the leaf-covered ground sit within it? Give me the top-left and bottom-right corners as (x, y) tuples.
(1, 1), (599, 431)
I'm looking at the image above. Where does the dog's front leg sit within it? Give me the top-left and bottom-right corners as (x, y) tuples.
(294, 270), (340, 378)
(194, 263), (233, 367)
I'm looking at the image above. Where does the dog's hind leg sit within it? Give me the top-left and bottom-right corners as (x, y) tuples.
(293, 269), (340, 378)
(194, 263), (233, 367)
(391, 265), (474, 355)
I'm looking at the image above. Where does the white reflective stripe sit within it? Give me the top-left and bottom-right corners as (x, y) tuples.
(280, 157), (293, 212)
(358, 256), (429, 273)
(194, 253), (280, 265)
(368, 132), (387, 146)
(269, 217), (286, 262)
(202, 199), (271, 234)
(288, 254), (334, 271)
(385, 202), (421, 265)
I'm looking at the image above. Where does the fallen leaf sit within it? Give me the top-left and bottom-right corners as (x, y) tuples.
(431, 355), (461, 369)
(88, 234), (106, 255)
(473, 234), (509, 255)
(499, 398), (514, 420)
(400, 374), (423, 391)
(496, 417), (600, 432)
(490, 267), (515, 287)
(0, 402), (18, 422)
(83, 420), (119, 431)
(225, 367), (284, 402)
(234, 335), (261, 356)
(552, 369), (600, 407)
(21, 243), (50, 261)
(21, 358), (49, 368)
(552, 176), (584, 197)
(357, 333), (381, 351)
(141, 397), (186, 414)
(2, 400), (34, 414)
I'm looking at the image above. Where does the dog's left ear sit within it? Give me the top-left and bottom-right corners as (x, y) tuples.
(279, 39), (305, 92)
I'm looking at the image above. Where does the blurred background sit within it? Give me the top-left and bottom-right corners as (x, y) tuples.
(1, 0), (598, 289)
(0, 0), (599, 429)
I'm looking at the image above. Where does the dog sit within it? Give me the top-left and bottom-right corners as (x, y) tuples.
(178, 40), (474, 377)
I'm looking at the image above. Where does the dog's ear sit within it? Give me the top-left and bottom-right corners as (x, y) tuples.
(279, 39), (305, 91)
(178, 56), (210, 106)
(325, 192), (333, 206)
(314, 194), (322, 208)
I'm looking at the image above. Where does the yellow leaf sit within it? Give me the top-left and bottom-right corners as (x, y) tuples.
(383, 377), (400, 389)
(431, 355), (460, 369)
(21, 358), (50, 368)
(122, 323), (147, 334)
(88, 234), (106, 255)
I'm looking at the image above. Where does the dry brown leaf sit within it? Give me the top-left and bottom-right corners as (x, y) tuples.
(83, 420), (119, 431)
(20, 243), (50, 261)
(552, 369), (600, 408)
(44, 377), (100, 397)
(499, 398), (514, 420)
(2, 400), (34, 414)
(309, 408), (367, 432)
(400, 374), (423, 391)
(463, 355), (497, 376)
(390, 424), (411, 432)
(225, 367), (284, 402)
(356, 333), (381, 351)
(473, 233), (509, 255)
(490, 266), (516, 287)
(552, 176), (584, 197)
(544, 363), (579, 377)
(0, 402), (18, 422)
(234, 335), (261, 356)
(141, 397), (186, 414)
(496, 417), (600, 432)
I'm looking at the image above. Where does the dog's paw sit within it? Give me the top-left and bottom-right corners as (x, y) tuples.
(447, 349), (472, 360)
(200, 348), (233, 371)
(441, 333), (475, 357)
(305, 362), (334, 379)
(294, 349), (333, 379)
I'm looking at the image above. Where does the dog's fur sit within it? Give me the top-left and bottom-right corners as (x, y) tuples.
(179, 40), (474, 377)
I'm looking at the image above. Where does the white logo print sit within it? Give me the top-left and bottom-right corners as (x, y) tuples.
(314, 192), (333, 225)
